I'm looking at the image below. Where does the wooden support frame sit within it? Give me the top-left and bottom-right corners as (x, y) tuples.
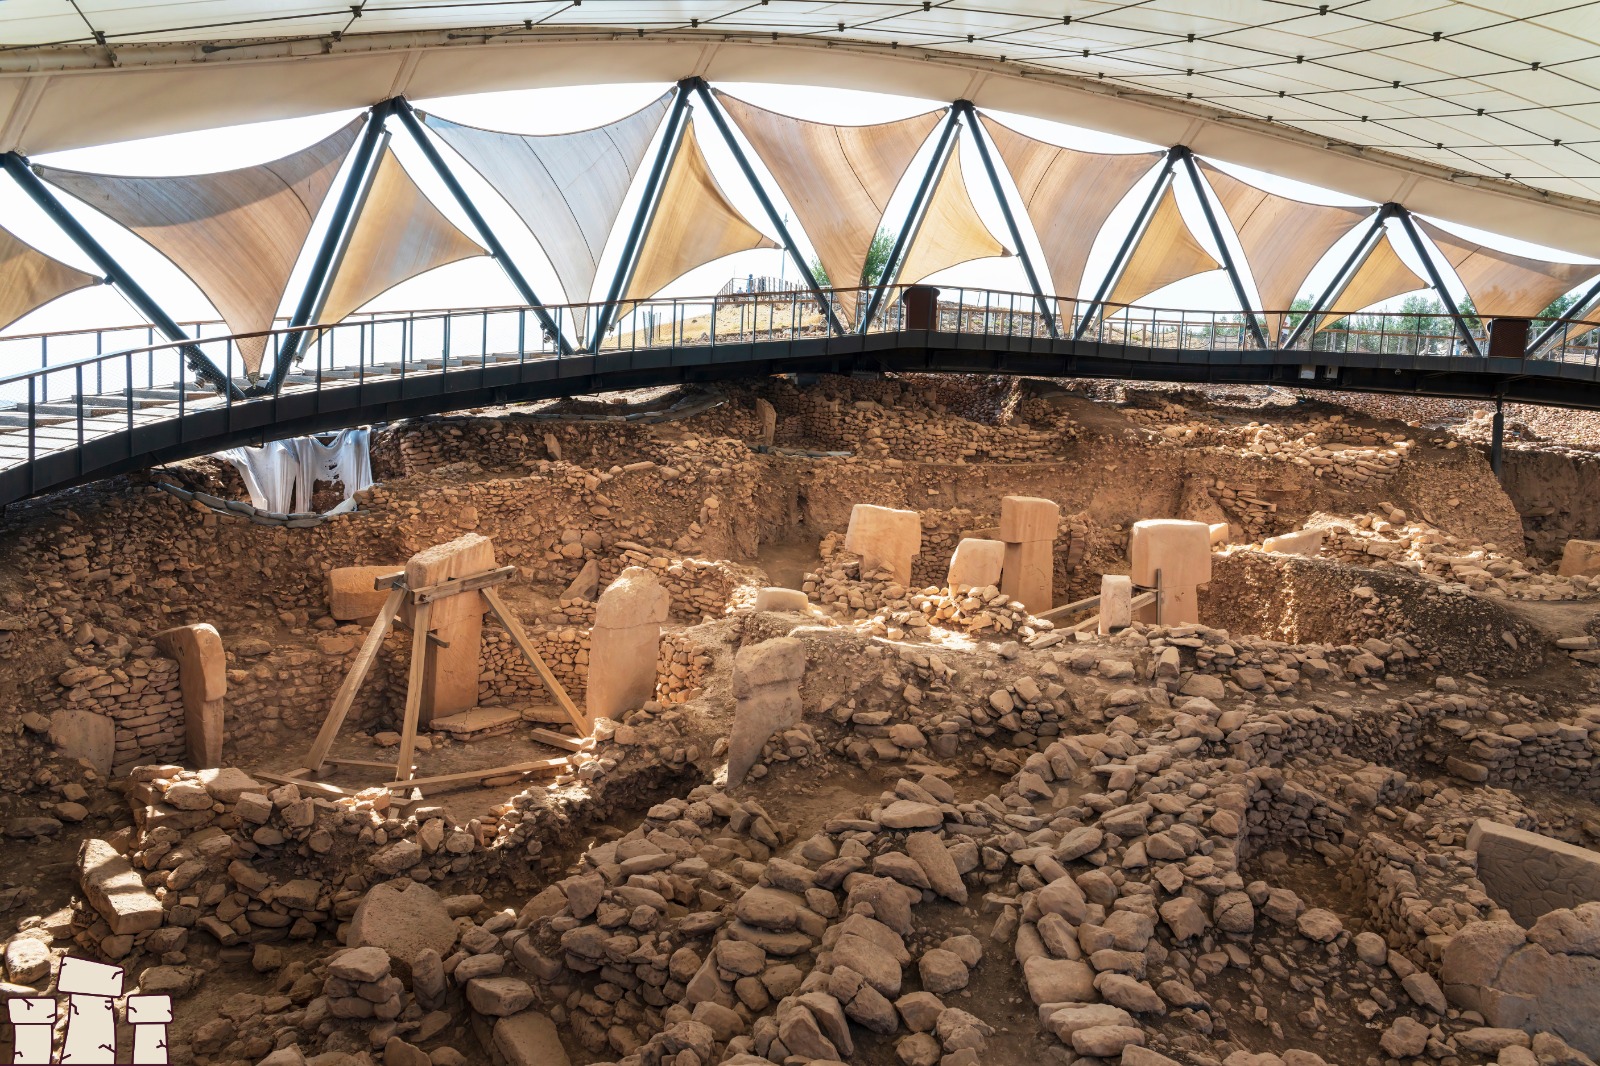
(287, 563), (583, 796)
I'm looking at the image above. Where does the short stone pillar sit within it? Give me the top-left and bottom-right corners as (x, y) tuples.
(587, 567), (671, 723)
(754, 587), (810, 613)
(999, 496), (1060, 614)
(947, 538), (1005, 592)
(1208, 522), (1230, 546)
(406, 533), (496, 724)
(726, 637), (806, 787)
(1559, 538), (1600, 577)
(756, 398), (777, 445)
(58, 955), (125, 1065)
(48, 709), (114, 777)
(126, 994), (173, 1064)
(844, 504), (921, 585)
(1098, 575), (1133, 635)
(1130, 519), (1213, 626)
(155, 623), (226, 768)
(328, 564), (401, 621)
(7, 998), (55, 1065)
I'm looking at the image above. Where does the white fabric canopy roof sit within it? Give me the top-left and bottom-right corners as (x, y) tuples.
(1418, 220), (1600, 319)
(424, 91), (671, 336)
(717, 92), (942, 316)
(1108, 185), (1220, 309)
(0, 224), (98, 332)
(1318, 233), (1429, 329)
(622, 119), (776, 304)
(896, 140), (1009, 287)
(39, 117), (362, 376)
(317, 148), (486, 326)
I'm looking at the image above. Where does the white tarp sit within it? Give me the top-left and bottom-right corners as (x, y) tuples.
(222, 427), (371, 514)
(0, 223), (98, 332)
(895, 140), (1010, 286)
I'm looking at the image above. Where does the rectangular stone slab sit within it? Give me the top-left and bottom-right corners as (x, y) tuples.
(407, 534), (496, 723)
(78, 838), (163, 936)
(1262, 528), (1324, 556)
(1468, 818), (1600, 926)
(329, 564), (401, 620)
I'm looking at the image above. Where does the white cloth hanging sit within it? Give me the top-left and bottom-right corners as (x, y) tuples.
(222, 427), (371, 514)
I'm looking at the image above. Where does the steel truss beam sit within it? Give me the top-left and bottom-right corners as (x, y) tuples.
(956, 100), (1058, 339)
(1280, 206), (1395, 351)
(261, 98), (395, 395)
(1179, 148), (1269, 349)
(1, 151), (242, 398)
(589, 83), (692, 353)
(1395, 206), (1483, 359)
(857, 106), (962, 335)
(391, 99), (572, 355)
(1074, 148), (1180, 341)
(688, 77), (846, 336)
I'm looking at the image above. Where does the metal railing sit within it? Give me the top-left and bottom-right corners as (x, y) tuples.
(2, 283), (1598, 485)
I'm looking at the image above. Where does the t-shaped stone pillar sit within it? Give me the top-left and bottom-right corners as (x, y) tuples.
(1098, 575), (1133, 635)
(154, 622), (226, 768)
(57, 955), (124, 1065)
(405, 533), (496, 724)
(844, 505), (921, 585)
(7, 998), (55, 1065)
(947, 538), (1005, 592)
(1129, 519), (1213, 626)
(999, 496), (1061, 614)
(586, 566), (671, 723)
(126, 995), (173, 1064)
(726, 637), (807, 787)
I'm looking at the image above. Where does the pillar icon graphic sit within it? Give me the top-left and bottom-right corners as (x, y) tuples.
(5, 955), (174, 1064)
(58, 956), (124, 1064)
(6, 998), (55, 1065)
(125, 995), (172, 1064)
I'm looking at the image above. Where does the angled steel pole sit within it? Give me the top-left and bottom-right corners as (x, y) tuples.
(1, 151), (242, 398)
(1527, 273), (1600, 353)
(1395, 206), (1483, 358)
(391, 98), (571, 355)
(1179, 148), (1269, 349)
(688, 78), (846, 336)
(858, 107), (962, 335)
(260, 98), (394, 394)
(957, 100), (1058, 339)
(589, 84), (692, 352)
(1280, 207), (1392, 351)
(1074, 148), (1180, 341)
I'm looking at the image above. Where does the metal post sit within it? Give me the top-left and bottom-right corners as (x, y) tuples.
(1, 151), (241, 398)
(1394, 206), (1483, 358)
(260, 98), (395, 394)
(1075, 148), (1180, 341)
(590, 84), (692, 352)
(1491, 397), (1504, 479)
(390, 99), (571, 355)
(689, 78), (845, 336)
(1179, 149), (1269, 349)
(858, 107), (962, 335)
(1280, 208), (1391, 351)
(1528, 274), (1600, 354)
(955, 101), (1058, 339)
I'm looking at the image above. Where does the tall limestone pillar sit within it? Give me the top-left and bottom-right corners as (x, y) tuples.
(1000, 496), (1061, 614)
(586, 567), (671, 722)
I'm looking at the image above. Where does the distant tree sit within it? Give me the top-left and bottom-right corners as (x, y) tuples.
(810, 229), (898, 289)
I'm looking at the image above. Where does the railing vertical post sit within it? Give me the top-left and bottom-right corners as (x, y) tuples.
(75, 365), (84, 472)
(860, 107), (962, 335)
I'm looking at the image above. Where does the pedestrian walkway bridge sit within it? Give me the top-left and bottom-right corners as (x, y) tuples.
(2, 284), (1597, 509)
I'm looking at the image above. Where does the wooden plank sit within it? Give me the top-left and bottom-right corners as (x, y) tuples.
(409, 536), (495, 722)
(253, 770), (358, 800)
(306, 586), (405, 774)
(385, 757), (567, 795)
(482, 587), (592, 736)
(373, 570), (406, 591)
(527, 727), (593, 753)
(409, 565), (517, 604)
(325, 756), (405, 771)
(1038, 593), (1101, 622)
(393, 599), (433, 784)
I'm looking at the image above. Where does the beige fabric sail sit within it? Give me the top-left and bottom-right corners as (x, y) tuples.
(0, 225), (98, 331)
(1198, 161), (1370, 339)
(1418, 219), (1600, 319)
(1108, 185), (1221, 308)
(425, 92), (671, 336)
(717, 92), (942, 317)
(896, 141), (1009, 285)
(39, 116), (361, 377)
(981, 115), (1160, 305)
(317, 149), (486, 326)
(622, 119), (776, 304)
(1316, 232), (1427, 329)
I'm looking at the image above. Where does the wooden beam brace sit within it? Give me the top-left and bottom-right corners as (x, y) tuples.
(481, 587), (592, 736)
(306, 586), (406, 774)
(410, 565), (517, 604)
(385, 757), (567, 795)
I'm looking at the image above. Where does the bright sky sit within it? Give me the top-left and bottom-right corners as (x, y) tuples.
(2, 80), (1595, 366)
